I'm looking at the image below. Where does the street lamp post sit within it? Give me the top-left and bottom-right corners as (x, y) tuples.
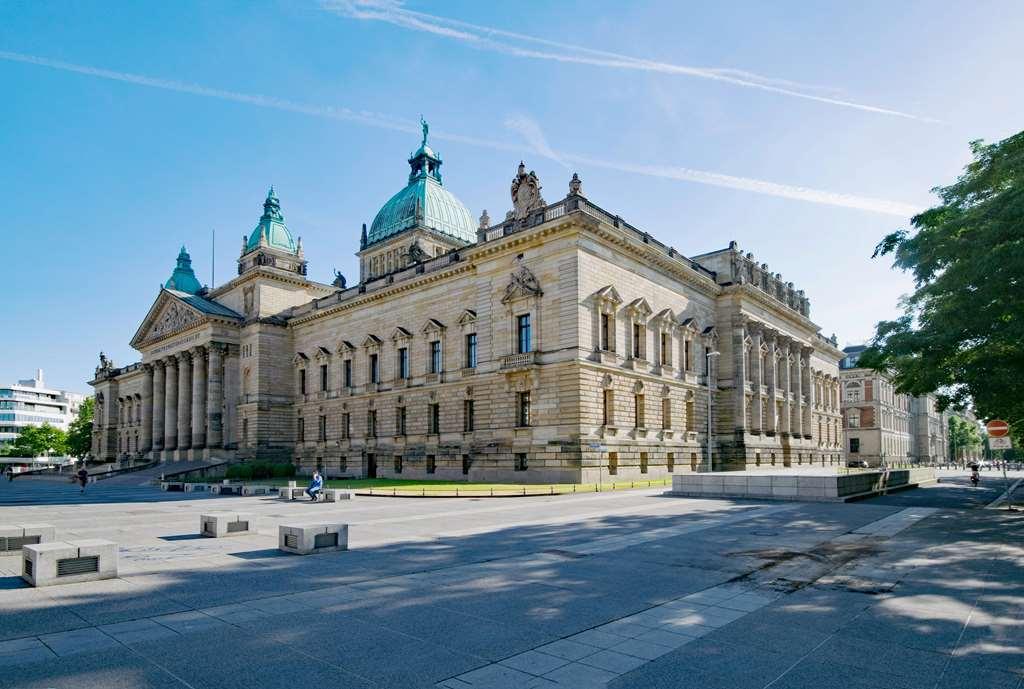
(705, 350), (721, 473)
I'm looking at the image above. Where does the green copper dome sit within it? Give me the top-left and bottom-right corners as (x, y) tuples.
(366, 122), (475, 247)
(164, 246), (202, 294)
(246, 187), (297, 253)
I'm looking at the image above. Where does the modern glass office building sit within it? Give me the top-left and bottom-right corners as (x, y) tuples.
(0, 370), (87, 446)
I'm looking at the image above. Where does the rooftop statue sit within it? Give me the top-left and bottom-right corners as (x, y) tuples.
(332, 269), (347, 289)
(511, 162), (545, 220)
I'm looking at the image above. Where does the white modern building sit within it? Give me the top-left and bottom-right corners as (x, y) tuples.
(0, 370), (87, 445)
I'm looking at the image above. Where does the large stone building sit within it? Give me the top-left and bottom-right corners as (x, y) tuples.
(90, 126), (845, 481)
(839, 346), (913, 465)
(840, 344), (953, 465)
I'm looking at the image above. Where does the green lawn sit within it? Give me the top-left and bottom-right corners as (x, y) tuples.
(188, 475), (672, 496)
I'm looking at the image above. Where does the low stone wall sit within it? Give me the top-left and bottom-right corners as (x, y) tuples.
(668, 467), (936, 502)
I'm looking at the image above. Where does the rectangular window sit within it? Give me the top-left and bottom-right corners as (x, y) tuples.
(516, 391), (531, 427)
(608, 451), (618, 475)
(603, 389), (614, 426)
(600, 313), (610, 351)
(396, 406), (406, 436)
(320, 364), (328, 392)
(297, 417), (305, 443)
(394, 454), (403, 474)
(684, 340), (692, 371)
(426, 455), (436, 474)
(369, 353), (379, 384)
(343, 359), (352, 388)
(243, 418), (249, 445)
(398, 347), (409, 379)
(514, 453), (528, 472)
(318, 414), (326, 442)
(429, 403), (440, 434)
(367, 410), (377, 438)
(640, 452), (649, 474)
(662, 398), (671, 430)
(850, 438), (860, 453)
(517, 314), (532, 354)
(341, 413), (351, 439)
(686, 399), (695, 430)
(429, 340), (442, 374)
(339, 457), (347, 474)
(661, 332), (670, 365)
(635, 394), (645, 429)
(632, 323), (641, 358)
(465, 333), (478, 368)
(299, 369), (306, 395)
(462, 454), (471, 475)
(464, 399), (475, 432)
(667, 452), (675, 472)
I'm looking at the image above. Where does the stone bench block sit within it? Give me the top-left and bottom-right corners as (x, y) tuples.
(184, 483), (209, 492)
(200, 512), (257, 538)
(242, 485), (272, 496)
(160, 482), (185, 492)
(278, 487), (306, 500)
(23, 539), (117, 587)
(210, 484), (242, 496)
(1, 524), (56, 556)
(323, 489), (353, 502)
(278, 523), (348, 555)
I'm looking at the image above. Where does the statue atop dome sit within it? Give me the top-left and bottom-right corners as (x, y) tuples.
(420, 115), (429, 147)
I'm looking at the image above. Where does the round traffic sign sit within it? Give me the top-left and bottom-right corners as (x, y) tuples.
(987, 419), (1010, 437)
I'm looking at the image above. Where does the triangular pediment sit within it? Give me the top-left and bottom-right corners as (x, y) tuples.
(421, 318), (446, 334)
(391, 326), (413, 342)
(595, 285), (622, 305)
(457, 310), (477, 326)
(362, 334), (383, 348)
(625, 297), (652, 318)
(131, 290), (206, 348)
(501, 264), (543, 304)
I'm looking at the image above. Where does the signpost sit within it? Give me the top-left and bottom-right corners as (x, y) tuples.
(987, 420), (1014, 511)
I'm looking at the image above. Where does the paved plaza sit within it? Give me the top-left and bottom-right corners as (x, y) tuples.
(0, 472), (1022, 688)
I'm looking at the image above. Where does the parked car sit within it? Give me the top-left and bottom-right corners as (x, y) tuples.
(847, 460), (869, 469)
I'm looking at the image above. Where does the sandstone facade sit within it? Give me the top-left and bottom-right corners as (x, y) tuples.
(91, 133), (844, 481)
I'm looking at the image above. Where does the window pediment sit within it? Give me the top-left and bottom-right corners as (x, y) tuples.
(391, 326), (413, 342)
(293, 352), (309, 366)
(336, 340), (356, 355)
(421, 318), (446, 335)
(362, 334), (383, 349)
(315, 346), (331, 360)
(625, 297), (652, 318)
(457, 309), (477, 326)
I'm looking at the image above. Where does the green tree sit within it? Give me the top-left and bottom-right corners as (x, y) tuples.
(66, 397), (95, 458)
(7, 424), (68, 457)
(948, 416), (981, 462)
(860, 131), (1024, 443)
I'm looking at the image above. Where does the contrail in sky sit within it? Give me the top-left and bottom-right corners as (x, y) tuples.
(324, 0), (939, 123)
(0, 50), (920, 217)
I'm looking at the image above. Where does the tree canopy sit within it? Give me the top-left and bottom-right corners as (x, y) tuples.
(859, 131), (1024, 442)
(66, 397), (95, 458)
(3, 424), (68, 458)
(948, 415), (981, 461)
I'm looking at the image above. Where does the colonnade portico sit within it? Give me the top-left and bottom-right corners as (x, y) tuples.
(140, 343), (229, 459)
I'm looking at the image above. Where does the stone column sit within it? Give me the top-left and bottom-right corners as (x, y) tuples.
(748, 323), (763, 433)
(176, 351), (192, 450)
(732, 320), (747, 432)
(223, 345), (239, 448)
(780, 341), (792, 436)
(793, 351), (804, 438)
(764, 331), (777, 434)
(207, 343), (224, 449)
(152, 362), (165, 451)
(191, 346), (208, 449)
(140, 364), (154, 453)
(164, 357), (178, 451)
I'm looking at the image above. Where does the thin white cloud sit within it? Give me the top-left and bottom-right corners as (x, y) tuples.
(504, 115), (571, 170)
(324, 1), (938, 123)
(0, 50), (918, 217)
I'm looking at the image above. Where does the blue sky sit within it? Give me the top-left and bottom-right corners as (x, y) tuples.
(2, 1), (1022, 393)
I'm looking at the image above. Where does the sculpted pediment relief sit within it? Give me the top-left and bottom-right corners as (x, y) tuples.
(501, 264), (543, 304)
(140, 299), (202, 344)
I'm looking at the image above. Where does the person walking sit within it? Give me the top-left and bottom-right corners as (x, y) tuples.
(306, 470), (324, 502)
(76, 465), (89, 494)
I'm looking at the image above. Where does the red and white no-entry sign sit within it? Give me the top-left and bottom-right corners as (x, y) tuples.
(987, 419), (1010, 437)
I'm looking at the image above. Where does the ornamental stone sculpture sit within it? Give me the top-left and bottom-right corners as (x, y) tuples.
(511, 162), (545, 220)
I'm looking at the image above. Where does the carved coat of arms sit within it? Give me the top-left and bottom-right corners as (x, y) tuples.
(502, 263), (543, 303)
(511, 162), (545, 220)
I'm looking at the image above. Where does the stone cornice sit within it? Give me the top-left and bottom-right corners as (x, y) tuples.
(208, 266), (334, 298)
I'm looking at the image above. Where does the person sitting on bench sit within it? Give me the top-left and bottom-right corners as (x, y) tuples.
(306, 471), (324, 502)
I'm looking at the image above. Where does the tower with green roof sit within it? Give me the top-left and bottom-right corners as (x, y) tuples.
(164, 246), (203, 294)
(237, 187), (308, 279)
(358, 120), (476, 282)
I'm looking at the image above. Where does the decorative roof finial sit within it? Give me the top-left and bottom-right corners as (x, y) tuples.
(479, 209), (490, 230)
(568, 172), (583, 197)
(420, 115), (428, 146)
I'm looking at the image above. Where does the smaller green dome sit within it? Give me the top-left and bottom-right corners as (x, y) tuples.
(246, 187), (297, 253)
(164, 246), (202, 294)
